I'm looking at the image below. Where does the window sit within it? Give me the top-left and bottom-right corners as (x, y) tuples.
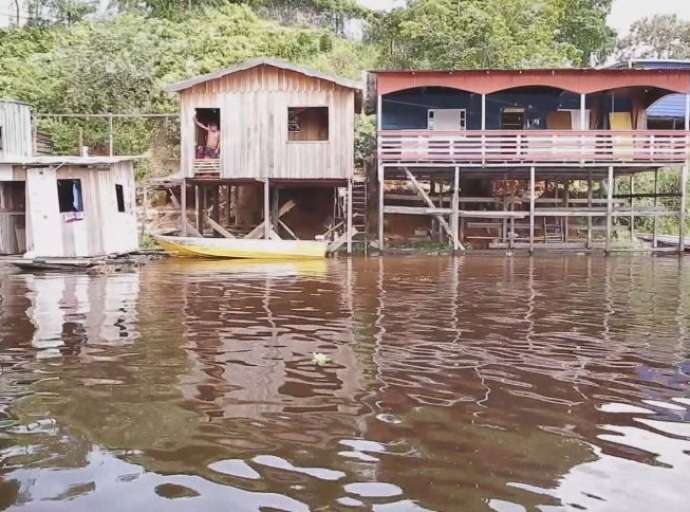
(115, 184), (125, 212)
(287, 107), (329, 141)
(57, 179), (83, 213)
(428, 109), (466, 130)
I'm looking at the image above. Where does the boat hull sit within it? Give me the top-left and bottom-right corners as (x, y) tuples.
(155, 236), (328, 259)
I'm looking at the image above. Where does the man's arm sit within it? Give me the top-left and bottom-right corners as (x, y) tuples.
(193, 115), (208, 131)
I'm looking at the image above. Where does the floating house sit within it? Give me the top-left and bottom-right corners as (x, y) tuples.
(0, 99), (139, 258)
(163, 58), (364, 254)
(369, 68), (690, 252)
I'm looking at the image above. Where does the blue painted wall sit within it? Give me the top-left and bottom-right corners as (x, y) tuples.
(382, 87), (607, 130)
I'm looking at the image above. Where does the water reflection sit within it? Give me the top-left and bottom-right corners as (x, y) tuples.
(0, 256), (688, 511)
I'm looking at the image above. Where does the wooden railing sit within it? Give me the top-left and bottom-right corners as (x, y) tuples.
(193, 158), (221, 176)
(378, 130), (690, 164)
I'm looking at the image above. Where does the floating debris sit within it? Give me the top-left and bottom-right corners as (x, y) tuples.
(311, 352), (331, 366)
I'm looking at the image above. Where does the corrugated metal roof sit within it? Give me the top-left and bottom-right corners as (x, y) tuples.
(0, 156), (143, 166)
(0, 98), (31, 107)
(648, 94), (687, 118)
(165, 58), (363, 92)
(607, 59), (690, 70)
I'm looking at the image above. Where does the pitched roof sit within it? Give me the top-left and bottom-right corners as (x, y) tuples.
(165, 57), (362, 93)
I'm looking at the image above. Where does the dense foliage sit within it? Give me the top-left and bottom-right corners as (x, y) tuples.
(616, 14), (690, 61)
(368, 0), (614, 69)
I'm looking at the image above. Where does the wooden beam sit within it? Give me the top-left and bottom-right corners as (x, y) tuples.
(629, 175), (635, 239)
(452, 166), (460, 252)
(586, 170), (592, 249)
(278, 219), (298, 240)
(680, 163), (688, 254)
(347, 179), (353, 255)
(264, 179), (270, 240)
(653, 169), (659, 248)
(529, 166), (535, 253)
(606, 166), (613, 254)
(403, 167), (461, 249)
(195, 185), (202, 233)
(180, 179), (187, 236)
(378, 163), (384, 251)
(206, 216), (235, 238)
(384, 205), (452, 215)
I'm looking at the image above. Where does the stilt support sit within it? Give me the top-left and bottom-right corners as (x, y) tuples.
(181, 178), (187, 236)
(680, 163), (688, 255)
(529, 166), (535, 253)
(347, 179), (353, 255)
(606, 166), (614, 254)
(264, 179), (271, 240)
(378, 164), (384, 253)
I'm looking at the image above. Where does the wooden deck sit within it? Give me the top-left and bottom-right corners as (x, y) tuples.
(379, 130), (690, 166)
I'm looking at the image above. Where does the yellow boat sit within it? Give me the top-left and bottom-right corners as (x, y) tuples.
(154, 235), (329, 259)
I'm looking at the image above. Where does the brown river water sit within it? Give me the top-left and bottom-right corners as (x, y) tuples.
(0, 256), (689, 511)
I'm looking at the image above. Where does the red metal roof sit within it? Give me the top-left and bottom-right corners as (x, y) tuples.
(372, 68), (690, 95)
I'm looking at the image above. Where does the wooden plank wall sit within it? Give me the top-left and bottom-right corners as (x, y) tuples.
(25, 163), (139, 257)
(179, 65), (355, 180)
(0, 101), (32, 160)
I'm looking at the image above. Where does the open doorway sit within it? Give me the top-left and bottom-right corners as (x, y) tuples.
(501, 107), (526, 129)
(0, 182), (26, 255)
(194, 108), (221, 159)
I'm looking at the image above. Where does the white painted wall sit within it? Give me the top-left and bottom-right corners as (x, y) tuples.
(24, 163), (139, 258)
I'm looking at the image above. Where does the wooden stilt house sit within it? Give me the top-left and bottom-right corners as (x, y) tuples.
(164, 58), (363, 254)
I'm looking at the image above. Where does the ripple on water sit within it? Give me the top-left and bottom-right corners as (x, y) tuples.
(252, 455), (346, 481)
(208, 459), (261, 480)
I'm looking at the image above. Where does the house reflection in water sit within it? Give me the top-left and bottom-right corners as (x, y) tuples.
(19, 272), (140, 357)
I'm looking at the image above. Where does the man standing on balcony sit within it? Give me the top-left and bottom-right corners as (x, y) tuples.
(194, 115), (220, 158)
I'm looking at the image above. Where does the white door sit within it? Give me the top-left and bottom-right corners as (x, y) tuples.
(26, 167), (63, 257)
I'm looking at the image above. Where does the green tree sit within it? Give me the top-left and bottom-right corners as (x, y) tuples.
(557, 0), (615, 65)
(368, 0), (615, 69)
(616, 14), (690, 61)
(26, 0), (98, 26)
(0, 4), (371, 159)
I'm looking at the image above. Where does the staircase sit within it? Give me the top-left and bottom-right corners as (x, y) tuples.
(351, 176), (369, 254)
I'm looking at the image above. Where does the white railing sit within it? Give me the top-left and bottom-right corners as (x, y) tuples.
(378, 130), (690, 164)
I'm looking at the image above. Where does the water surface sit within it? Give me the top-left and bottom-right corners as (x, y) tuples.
(0, 256), (689, 511)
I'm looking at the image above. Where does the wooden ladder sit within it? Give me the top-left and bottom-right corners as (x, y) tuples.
(351, 176), (369, 254)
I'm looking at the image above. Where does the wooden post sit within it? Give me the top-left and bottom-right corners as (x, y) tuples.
(264, 179), (271, 239)
(653, 169), (659, 248)
(452, 166), (459, 253)
(212, 184), (220, 224)
(346, 179), (353, 255)
(225, 185), (232, 226)
(586, 170), (593, 249)
(580, 93), (587, 130)
(529, 166), (535, 253)
(508, 194), (515, 249)
(195, 184), (202, 234)
(378, 163), (384, 252)
(108, 113), (114, 157)
(377, 93), (384, 253)
(481, 94), (486, 163)
(181, 178), (187, 236)
(563, 180), (569, 242)
(141, 183), (148, 240)
(606, 166), (614, 254)
(629, 174), (634, 240)
(679, 163), (688, 254)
